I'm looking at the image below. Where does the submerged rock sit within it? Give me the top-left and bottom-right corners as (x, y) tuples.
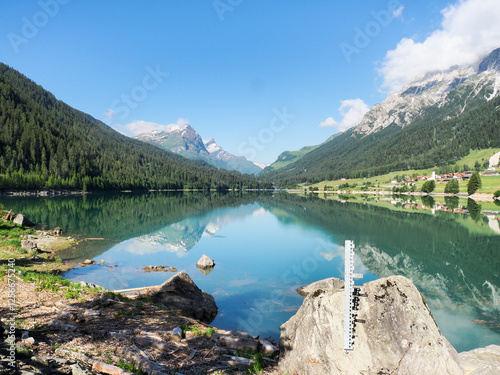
(196, 254), (215, 269)
(79, 259), (96, 267)
(143, 265), (176, 272)
(279, 275), (464, 375)
(150, 271), (218, 323)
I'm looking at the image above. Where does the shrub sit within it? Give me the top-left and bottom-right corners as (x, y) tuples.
(444, 179), (459, 194)
(494, 190), (500, 198)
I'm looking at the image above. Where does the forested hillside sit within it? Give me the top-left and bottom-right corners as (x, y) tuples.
(0, 63), (269, 191)
(263, 95), (500, 186)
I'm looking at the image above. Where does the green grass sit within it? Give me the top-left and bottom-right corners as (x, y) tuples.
(0, 219), (36, 256)
(454, 148), (500, 169)
(248, 353), (264, 374)
(104, 291), (130, 302)
(180, 324), (216, 337)
(205, 327), (216, 336)
(117, 360), (144, 375)
(181, 324), (203, 336)
(18, 269), (71, 291)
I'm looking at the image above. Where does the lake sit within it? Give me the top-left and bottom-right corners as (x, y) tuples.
(1, 191), (499, 352)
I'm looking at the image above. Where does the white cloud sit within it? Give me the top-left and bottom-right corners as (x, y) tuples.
(379, 0), (500, 92)
(320, 99), (370, 131)
(123, 118), (189, 135)
(103, 108), (116, 120)
(392, 5), (404, 19)
(319, 251), (337, 261)
(319, 117), (336, 128)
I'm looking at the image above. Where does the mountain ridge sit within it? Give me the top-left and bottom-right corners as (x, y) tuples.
(262, 47), (500, 186)
(135, 127), (263, 175)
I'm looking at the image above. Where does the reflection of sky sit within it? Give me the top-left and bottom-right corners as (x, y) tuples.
(64, 202), (367, 340)
(63, 201), (498, 351)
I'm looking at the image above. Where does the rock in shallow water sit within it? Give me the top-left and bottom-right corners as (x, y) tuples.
(196, 254), (215, 269)
(279, 275), (464, 375)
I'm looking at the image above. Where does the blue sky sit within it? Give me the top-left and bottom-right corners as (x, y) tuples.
(1, 0), (500, 164)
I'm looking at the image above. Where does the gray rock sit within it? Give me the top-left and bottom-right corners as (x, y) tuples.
(53, 358), (70, 366)
(21, 239), (38, 251)
(171, 326), (183, 342)
(279, 275), (464, 375)
(150, 271), (218, 323)
(211, 333), (259, 352)
(459, 345), (500, 375)
(196, 254), (215, 269)
(296, 277), (344, 297)
(70, 363), (90, 375)
(79, 259), (96, 266)
(13, 214), (35, 227)
(229, 329), (252, 338)
(259, 339), (279, 355)
(29, 355), (49, 367)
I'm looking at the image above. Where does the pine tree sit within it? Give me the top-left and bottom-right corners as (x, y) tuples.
(467, 172), (482, 195)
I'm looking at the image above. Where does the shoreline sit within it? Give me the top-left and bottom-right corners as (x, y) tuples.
(286, 188), (498, 202)
(1, 188), (497, 203)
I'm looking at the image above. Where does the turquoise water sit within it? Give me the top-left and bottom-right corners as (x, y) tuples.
(2, 192), (499, 352)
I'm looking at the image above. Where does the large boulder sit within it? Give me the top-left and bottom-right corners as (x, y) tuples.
(13, 214), (35, 227)
(279, 275), (464, 375)
(459, 345), (500, 375)
(150, 271), (217, 323)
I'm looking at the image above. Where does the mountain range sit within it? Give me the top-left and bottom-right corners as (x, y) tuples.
(0, 63), (268, 191)
(1, 47), (500, 191)
(134, 125), (263, 175)
(262, 47), (500, 186)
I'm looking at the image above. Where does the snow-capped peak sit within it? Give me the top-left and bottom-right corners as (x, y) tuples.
(164, 122), (190, 133)
(203, 138), (223, 154)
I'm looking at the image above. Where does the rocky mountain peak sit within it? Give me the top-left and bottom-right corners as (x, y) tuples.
(478, 47), (500, 73)
(353, 46), (500, 136)
(203, 138), (222, 154)
(134, 124), (263, 175)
